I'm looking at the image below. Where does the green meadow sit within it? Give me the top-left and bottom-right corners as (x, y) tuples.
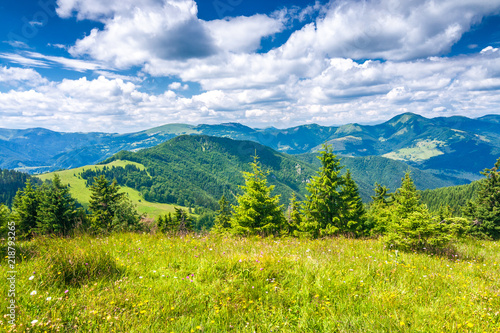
(2, 233), (499, 332)
(34, 160), (181, 219)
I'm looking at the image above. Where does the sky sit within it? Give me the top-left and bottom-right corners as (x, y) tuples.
(1, 0), (500, 133)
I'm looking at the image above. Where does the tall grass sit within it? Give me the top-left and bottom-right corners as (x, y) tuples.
(1, 233), (499, 332)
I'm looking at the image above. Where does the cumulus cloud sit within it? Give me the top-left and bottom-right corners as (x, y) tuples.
(0, 66), (47, 85)
(204, 14), (285, 53)
(281, 0), (500, 61)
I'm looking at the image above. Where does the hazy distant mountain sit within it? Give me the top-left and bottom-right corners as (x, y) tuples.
(1, 113), (499, 183)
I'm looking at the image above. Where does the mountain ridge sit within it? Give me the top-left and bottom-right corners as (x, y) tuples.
(1, 112), (499, 185)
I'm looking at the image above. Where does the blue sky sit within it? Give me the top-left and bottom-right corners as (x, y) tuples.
(0, 0), (500, 133)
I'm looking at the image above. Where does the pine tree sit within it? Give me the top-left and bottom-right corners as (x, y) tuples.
(174, 207), (193, 233)
(339, 170), (366, 235)
(213, 195), (232, 233)
(371, 183), (393, 205)
(367, 183), (394, 235)
(384, 171), (452, 252)
(286, 193), (302, 234)
(302, 143), (344, 237)
(231, 155), (284, 236)
(36, 174), (77, 236)
(464, 157), (500, 239)
(0, 204), (10, 235)
(89, 175), (125, 233)
(12, 180), (40, 239)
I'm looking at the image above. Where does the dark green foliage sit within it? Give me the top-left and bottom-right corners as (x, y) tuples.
(0, 204), (10, 235)
(12, 180), (40, 238)
(301, 144), (345, 237)
(212, 195), (232, 233)
(80, 165), (152, 189)
(339, 170), (367, 235)
(285, 193), (302, 234)
(157, 208), (195, 234)
(174, 207), (194, 233)
(231, 156), (285, 236)
(88, 175), (126, 233)
(464, 157), (500, 239)
(382, 172), (456, 252)
(296, 154), (470, 202)
(104, 135), (314, 211)
(110, 197), (143, 232)
(0, 168), (40, 207)
(420, 181), (481, 214)
(36, 174), (78, 236)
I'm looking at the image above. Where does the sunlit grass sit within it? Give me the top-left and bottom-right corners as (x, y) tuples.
(34, 160), (182, 218)
(1, 234), (499, 332)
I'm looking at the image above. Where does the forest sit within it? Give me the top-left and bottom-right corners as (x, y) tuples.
(1, 142), (499, 252)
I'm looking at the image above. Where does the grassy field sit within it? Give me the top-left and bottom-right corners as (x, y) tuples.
(34, 160), (182, 219)
(1, 233), (499, 332)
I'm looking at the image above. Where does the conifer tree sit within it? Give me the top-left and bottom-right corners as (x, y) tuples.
(89, 175), (124, 233)
(12, 180), (40, 238)
(36, 174), (77, 236)
(384, 171), (452, 252)
(339, 170), (366, 235)
(464, 157), (500, 239)
(231, 155), (284, 236)
(367, 183), (394, 235)
(174, 207), (193, 233)
(0, 204), (10, 235)
(286, 193), (302, 234)
(302, 143), (344, 237)
(213, 195), (232, 232)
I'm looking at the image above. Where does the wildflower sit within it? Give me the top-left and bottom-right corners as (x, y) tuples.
(29, 276), (34, 281)
(64, 290), (69, 294)
(139, 276), (143, 279)
(30, 290), (37, 296)
(46, 297), (52, 301)
(31, 320), (38, 325)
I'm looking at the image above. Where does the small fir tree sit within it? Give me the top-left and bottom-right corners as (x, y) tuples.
(302, 143), (344, 237)
(12, 180), (40, 238)
(36, 174), (77, 236)
(464, 157), (500, 239)
(89, 175), (125, 233)
(339, 170), (366, 235)
(212, 195), (232, 233)
(286, 193), (303, 235)
(231, 155), (285, 236)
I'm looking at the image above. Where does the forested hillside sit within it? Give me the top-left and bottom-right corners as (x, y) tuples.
(0, 168), (41, 207)
(102, 135), (317, 210)
(420, 181), (481, 214)
(2, 113), (499, 182)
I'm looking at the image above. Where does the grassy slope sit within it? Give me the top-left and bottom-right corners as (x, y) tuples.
(2, 234), (499, 332)
(34, 160), (180, 218)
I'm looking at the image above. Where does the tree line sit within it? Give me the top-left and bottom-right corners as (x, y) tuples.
(2, 144), (499, 253)
(211, 144), (500, 252)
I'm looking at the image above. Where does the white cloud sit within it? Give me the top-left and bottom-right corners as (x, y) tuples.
(204, 14), (285, 53)
(280, 0), (500, 61)
(0, 67), (47, 86)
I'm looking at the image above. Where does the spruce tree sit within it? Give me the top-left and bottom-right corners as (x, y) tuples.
(12, 180), (40, 238)
(286, 193), (303, 234)
(302, 143), (344, 237)
(231, 155), (284, 236)
(464, 157), (500, 239)
(339, 170), (366, 235)
(384, 171), (452, 252)
(174, 207), (193, 233)
(0, 204), (10, 235)
(89, 175), (124, 233)
(213, 195), (232, 232)
(36, 174), (77, 236)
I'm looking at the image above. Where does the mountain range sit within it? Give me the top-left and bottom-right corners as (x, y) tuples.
(1, 112), (499, 185)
